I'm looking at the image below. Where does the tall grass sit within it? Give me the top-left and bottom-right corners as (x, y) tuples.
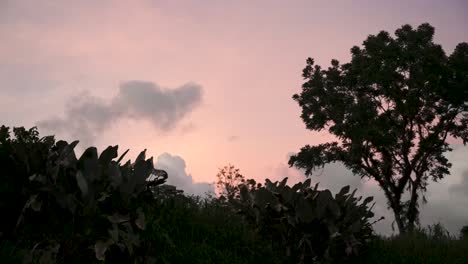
(139, 194), (284, 264)
(350, 223), (468, 264)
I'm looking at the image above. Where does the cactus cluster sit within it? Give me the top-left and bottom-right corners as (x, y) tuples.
(235, 177), (377, 263)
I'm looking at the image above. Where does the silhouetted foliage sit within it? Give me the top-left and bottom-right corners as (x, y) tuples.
(0, 125), (167, 262)
(0, 126), (281, 263)
(461, 225), (468, 240)
(235, 178), (379, 263)
(215, 164), (245, 200)
(2, 125), (468, 263)
(350, 223), (468, 264)
(289, 23), (468, 234)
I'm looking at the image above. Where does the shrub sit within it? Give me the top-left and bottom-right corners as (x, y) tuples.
(461, 225), (468, 240)
(235, 178), (377, 263)
(0, 125), (167, 262)
(0, 126), (282, 263)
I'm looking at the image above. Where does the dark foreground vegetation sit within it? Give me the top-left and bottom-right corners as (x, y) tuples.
(1, 126), (467, 264)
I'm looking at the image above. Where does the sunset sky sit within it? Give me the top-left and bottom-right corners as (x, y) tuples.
(1, 0), (467, 235)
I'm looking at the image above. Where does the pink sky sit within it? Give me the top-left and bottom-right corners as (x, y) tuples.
(1, 0), (468, 234)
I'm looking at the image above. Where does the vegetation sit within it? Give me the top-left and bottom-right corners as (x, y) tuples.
(289, 23), (468, 233)
(461, 225), (468, 240)
(215, 164), (246, 200)
(234, 178), (377, 263)
(0, 126), (279, 264)
(1, 125), (468, 263)
(350, 223), (468, 264)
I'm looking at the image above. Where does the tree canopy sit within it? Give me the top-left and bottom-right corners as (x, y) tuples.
(289, 23), (468, 233)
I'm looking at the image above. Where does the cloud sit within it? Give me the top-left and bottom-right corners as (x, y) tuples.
(38, 80), (202, 145)
(449, 170), (468, 197)
(155, 152), (214, 196)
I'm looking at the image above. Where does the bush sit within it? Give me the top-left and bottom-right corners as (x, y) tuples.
(234, 178), (377, 263)
(0, 126), (282, 263)
(461, 225), (468, 240)
(0, 125), (169, 262)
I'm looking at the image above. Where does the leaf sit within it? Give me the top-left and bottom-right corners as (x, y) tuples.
(350, 221), (362, 233)
(327, 223), (339, 236)
(296, 198), (315, 222)
(31, 199), (42, 212)
(75, 171), (88, 197)
(108, 162), (122, 188)
(29, 174), (46, 183)
(97, 192), (110, 202)
(132, 158), (154, 193)
(121, 223), (140, 254)
(58, 141), (79, 167)
(29, 174), (38, 181)
(135, 149), (146, 163)
(95, 240), (112, 261)
(25, 194), (38, 209)
(135, 208), (146, 230)
(345, 244), (353, 256)
(303, 178), (312, 188)
(80, 147), (99, 181)
(239, 184), (249, 201)
(99, 145), (118, 164)
(38, 244), (60, 264)
(363, 196), (374, 204)
(109, 224), (119, 242)
(68, 140), (80, 150)
(327, 199), (341, 217)
(291, 182), (303, 192)
(312, 182), (319, 192)
(116, 149), (130, 164)
(107, 213), (130, 224)
(278, 177), (288, 189)
(338, 185), (350, 196)
(265, 179), (275, 191)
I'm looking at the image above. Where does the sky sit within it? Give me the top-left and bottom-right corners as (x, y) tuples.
(1, 0), (467, 235)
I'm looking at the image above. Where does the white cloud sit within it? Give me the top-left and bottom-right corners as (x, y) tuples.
(155, 152), (214, 197)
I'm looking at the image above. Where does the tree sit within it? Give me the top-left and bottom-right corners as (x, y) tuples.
(289, 23), (467, 234)
(215, 164), (245, 200)
(0, 126), (55, 239)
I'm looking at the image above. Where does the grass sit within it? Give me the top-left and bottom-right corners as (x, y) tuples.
(2, 190), (468, 263)
(350, 224), (468, 264)
(138, 194), (284, 264)
(141, 195), (468, 264)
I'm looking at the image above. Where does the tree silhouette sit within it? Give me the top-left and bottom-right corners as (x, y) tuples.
(289, 23), (467, 234)
(215, 164), (245, 200)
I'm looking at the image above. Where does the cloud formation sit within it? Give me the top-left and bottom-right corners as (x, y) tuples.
(450, 170), (468, 197)
(155, 152), (214, 196)
(38, 81), (202, 145)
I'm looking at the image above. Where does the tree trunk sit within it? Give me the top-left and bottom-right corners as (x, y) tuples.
(391, 204), (406, 234)
(405, 179), (421, 233)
